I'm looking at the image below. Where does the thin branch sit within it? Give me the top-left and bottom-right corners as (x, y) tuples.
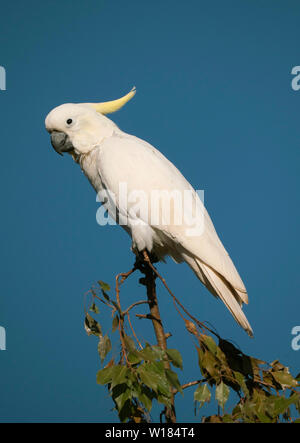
(172, 379), (206, 396)
(116, 265), (138, 286)
(114, 265), (146, 363)
(127, 312), (143, 350)
(143, 251), (220, 339)
(181, 380), (203, 391)
(115, 273), (128, 365)
(123, 300), (150, 316)
(92, 293), (115, 310)
(135, 314), (151, 319)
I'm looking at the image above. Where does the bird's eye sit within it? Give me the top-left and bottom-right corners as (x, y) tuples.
(66, 118), (73, 125)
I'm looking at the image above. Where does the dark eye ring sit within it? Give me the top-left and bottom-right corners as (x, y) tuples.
(66, 118), (73, 125)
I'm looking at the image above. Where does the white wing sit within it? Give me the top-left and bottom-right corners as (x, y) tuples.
(95, 131), (253, 336)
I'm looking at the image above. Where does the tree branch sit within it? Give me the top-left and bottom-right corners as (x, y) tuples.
(123, 300), (150, 316)
(136, 250), (177, 423)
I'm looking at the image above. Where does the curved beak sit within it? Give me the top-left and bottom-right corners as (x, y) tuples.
(50, 131), (74, 156)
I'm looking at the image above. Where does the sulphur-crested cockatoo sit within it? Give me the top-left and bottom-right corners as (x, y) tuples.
(45, 88), (253, 337)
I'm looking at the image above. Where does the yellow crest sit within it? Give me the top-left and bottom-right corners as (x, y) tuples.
(89, 87), (136, 114)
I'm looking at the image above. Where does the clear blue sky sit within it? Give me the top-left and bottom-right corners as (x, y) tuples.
(0, 0), (299, 422)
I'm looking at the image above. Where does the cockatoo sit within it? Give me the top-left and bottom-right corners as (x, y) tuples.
(45, 88), (253, 337)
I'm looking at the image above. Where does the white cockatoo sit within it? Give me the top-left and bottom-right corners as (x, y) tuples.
(45, 88), (253, 337)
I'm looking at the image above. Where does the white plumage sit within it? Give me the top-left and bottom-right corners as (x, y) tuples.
(45, 88), (253, 337)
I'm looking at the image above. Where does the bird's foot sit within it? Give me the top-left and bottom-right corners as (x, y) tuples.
(134, 249), (159, 285)
(136, 249), (159, 265)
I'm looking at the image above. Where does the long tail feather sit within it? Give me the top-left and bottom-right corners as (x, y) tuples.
(182, 253), (253, 337)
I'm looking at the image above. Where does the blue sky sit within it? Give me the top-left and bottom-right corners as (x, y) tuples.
(0, 0), (299, 422)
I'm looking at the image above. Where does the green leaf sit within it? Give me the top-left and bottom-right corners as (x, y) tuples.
(124, 335), (136, 352)
(111, 365), (130, 387)
(128, 351), (142, 365)
(138, 362), (171, 398)
(138, 385), (153, 412)
(98, 335), (112, 363)
(295, 393), (300, 414)
(232, 403), (243, 420)
(157, 394), (172, 409)
(96, 366), (115, 385)
(215, 346), (228, 366)
(194, 383), (211, 407)
(166, 349), (183, 370)
(215, 381), (230, 410)
(112, 383), (131, 412)
(150, 345), (165, 360)
(148, 360), (165, 375)
(112, 314), (119, 333)
(84, 313), (102, 337)
(149, 363), (171, 397)
(222, 414), (235, 423)
(201, 334), (218, 355)
(272, 371), (298, 389)
(272, 394), (299, 417)
(270, 360), (286, 371)
(138, 365), (159, 392)
(166, 368), (182, 394)
(233, 371), (249, 397)
(111, 300), (121, 314)
(139, 346), (159, 362)
(98, 280), (110, 292)
(90, 302), (100, 314)
(195, 346), (205, 374)
(251, 390), (274, 422)
(157, 378), (173, 397)
(262, 370), (279, 390)
(118, 399), (132, 423)
(202, 350), (220, 381)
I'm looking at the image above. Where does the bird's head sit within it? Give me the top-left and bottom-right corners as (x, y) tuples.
(45, 87), (136, 158)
